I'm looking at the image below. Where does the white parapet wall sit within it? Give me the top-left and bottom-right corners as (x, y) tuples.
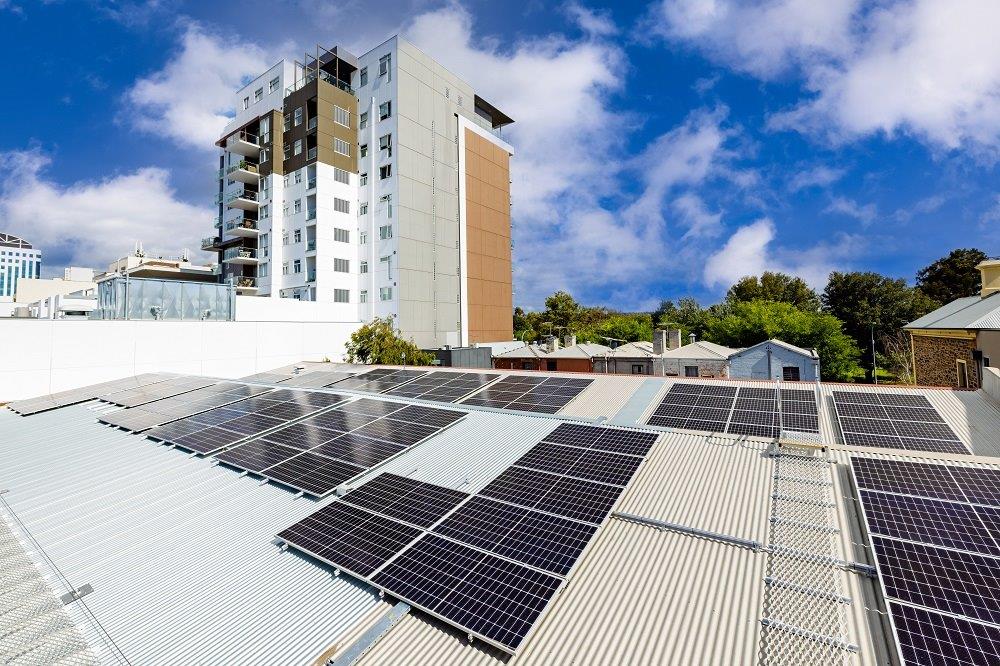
(0, 315), (361, 402)
(984, 366), (1000, 406)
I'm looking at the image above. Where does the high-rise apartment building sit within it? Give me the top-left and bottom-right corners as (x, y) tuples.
(206, 36), (515, 347)
(0, 233), (42, 299)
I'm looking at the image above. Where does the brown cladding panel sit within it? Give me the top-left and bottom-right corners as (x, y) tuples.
(282, 80), (358, 175)
(464, 128), (513, 343)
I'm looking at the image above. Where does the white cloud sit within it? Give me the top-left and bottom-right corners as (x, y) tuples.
(651, 0), (1000, 155)
(788, 165), (845, 192)
(703, 217), (859, 289)
(672, 193), (723, 239)
(565, 2), (618, 37)
(824, 196), (877, 226)
(125, 21), (275, 150)
(0, 149), (211, 271)
(648, 0), (859, 78)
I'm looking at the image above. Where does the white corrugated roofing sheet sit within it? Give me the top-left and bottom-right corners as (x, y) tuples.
(905, 291), (1000, 330)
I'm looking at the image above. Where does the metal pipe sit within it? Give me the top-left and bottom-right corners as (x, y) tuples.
(613, 511), (763, 551)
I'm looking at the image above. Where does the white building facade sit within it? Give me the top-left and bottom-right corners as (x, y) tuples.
(207, 37), (515, 348)
(0, 233), (42, 300)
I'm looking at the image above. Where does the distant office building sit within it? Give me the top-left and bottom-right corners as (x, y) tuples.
(0, 233), (41, 299)
(207, 36), (515, 348)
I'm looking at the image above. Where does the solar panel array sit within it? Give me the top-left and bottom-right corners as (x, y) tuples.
(851, 457), (1000, 666)
(215, 399), (466, 496)
(383, 371), (499, 402)
(278, 422), (659, 654)
(237, 371), (296, 384)
(98, 382), (275, 432)
(99, 376), (219, 407)
(7, 373), (175, 416)
(834, 391), (968, 454)
(645, 383), (820, 438)
(331, 368), (430, 393)
(460, 375), (594, 414)
(279, 371), (357, 388)
(145, 388), (348, 456)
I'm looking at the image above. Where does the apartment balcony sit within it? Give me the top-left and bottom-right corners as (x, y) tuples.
(222, 247), (258, 265)
(307, 178), (316, 190)
(226, 160), (260, 184)
(307, 147), (317, 161)
(226, 130), (261, 157)
(214, 216), (223, 230)
(225, 189), (259, 211)
(225, 218), (260, 238)
(307, 117), (317, 132)
(305, 209), (317, 223)
(234, 276), (259, 293)
(306, 270), (316, 283)
(201, 236), (220, 251)
(306, 239), (316, 252)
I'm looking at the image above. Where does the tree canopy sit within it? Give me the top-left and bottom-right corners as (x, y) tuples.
(344, 316), (434, 365)
(916, 248), (988, 304)
(725, 272), (820, 311)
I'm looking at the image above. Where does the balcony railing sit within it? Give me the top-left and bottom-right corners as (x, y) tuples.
(226, 218), (259, 233)
(226, 190), (258, 203)
(307, 117), (317, 131)
(306, 239), (316, 251)
(306, 271), (316, 282)
(285, 69), (355, 96)
(235, 276), (258, 288)
(201, 236), (219, 250)
(223, 247), (257, 261)
(307, 178), (316, 190)
(306, 209), (317, 221)
(307, 147), (317, 160)
(226, 160), (259, 175)
(233, 130), (259, 146)
(214, 216), (222, 229)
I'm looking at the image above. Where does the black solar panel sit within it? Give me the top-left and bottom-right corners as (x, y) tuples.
(277, 501), (422, 577)
(258, 423), (340, 449)
(459, 376), (593, 413)
(371, 534), (562, 653)
(214, 440), (302, 473)
(340, 473), (469, 528)
(331, 368), (430, 393)
(891, 602), (1000, 666)
(948, 467), (1000, 507)
(834, 391), (966, 454)
(352, 419), (441, 447)
(309, 433), (406, 468)
(169, 426), (247, 454)
(382, 371), (500, 402)
(851, 457), (967, 503)
(262, 452), (364, 496)
(339, 397), (407, 417)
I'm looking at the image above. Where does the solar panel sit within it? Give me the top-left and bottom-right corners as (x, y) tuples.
(834, 391), (966, 454)
(258, 422), (338, 449)
(382, 371), (500, 402)
(351, 419), (442, 447)
(100, 376), (219, 407)
(262, 452), (364, 496)
(853, 455), (1000, 665)
(340, 473), (469, 528)
(331, 368), (430, 393)
(214, 440), (303, 473)
(309, 433), (406, 467)
(890, 602), (1000, 666)
(276, 501), (422, 577)
(9, 373), (175, 415)
(459, 375), (593, 413)
(279, 371), (357, 388)
(371, 534), (562, 653)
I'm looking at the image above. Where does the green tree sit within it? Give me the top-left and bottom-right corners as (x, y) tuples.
(705, 300), (861, 381)
(821, 272), (938, 376)
(725, 272), (820, 311)
(916, 248), (988, 304)
(542, 290), (581, 334)
(581, 313), (653, 345)
(344, 316), (434, 365)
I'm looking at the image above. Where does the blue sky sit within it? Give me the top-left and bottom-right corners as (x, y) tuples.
(1, 0), (998, 310)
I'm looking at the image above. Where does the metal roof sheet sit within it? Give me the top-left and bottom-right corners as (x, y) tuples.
(905, 291), (1000, 330)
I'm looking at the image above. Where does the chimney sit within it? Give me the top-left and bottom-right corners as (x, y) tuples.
(669, 329), (682, 350)
(979, 259), (1000, 297)
(563, 334), (577, 348)
(689, 333), (696, 344)
(652, 329), (667, 355)
(546, 336), (560, 353)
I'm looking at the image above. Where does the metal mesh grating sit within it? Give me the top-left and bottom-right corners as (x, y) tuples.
(759, 449), (856, 665)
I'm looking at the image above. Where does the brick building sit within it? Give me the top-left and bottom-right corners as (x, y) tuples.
(905, 258), (1000, 388)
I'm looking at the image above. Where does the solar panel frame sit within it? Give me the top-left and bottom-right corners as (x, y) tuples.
(261, 452), (365, 497)
(339, 473), (469, 528)
(890, 602), (1000, 666)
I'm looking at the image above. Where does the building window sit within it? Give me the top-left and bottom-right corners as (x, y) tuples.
(782, 366), (801, 382)
(283, 113), (291, 131)
(282, 261), (289, 275)
(293, 259), (302, 273)
(334, 167), (349, 184)
(254, 87), (263, 102)
(359, 111), (368, 130)
(293, 139), (302, 156)
(360, 173), (368, 186)
(334, 105), (350, 126)
(359, 67), (368, 87)
(293, 107), (303, 126)
(334, 289), (349, 303)
(360, 144), (368, 158)
(334, 138), (350, 156)
(294, 229), (301, 243)
(380, 255), (392, 278)
(359, 232), (368, 244)
(359, 202), (368, 215)
(334, 258), (349, 273)
(379, 101), (391, 120)
(957, 359), (970, 388)
(292, 170), (301, 184)
(259, 149), (267, 163)
(283, 144), (291, 160)
(631, 364), (645, 375)
(294, 199), (302, 214)
(334, 228), (350, 243)
(282, 231), (289, 245)
(334, 198), (350, 214)
(379, 53), (391, 77)
(379, 224), (393, 240)
(684, 366), (699, 377)
(380, 286), (392, 301)
(243, 96), (249, 110)
(360, 261), (368, 274)
(269, 76), (280, 93)
(379, 133), (392, 156)
(259, 263), (268, 277)
(360, 289), (368, 303)
(379, 164), (392, 179)
(260, 204), (269, 218)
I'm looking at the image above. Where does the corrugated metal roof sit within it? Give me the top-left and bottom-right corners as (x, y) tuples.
(731, 338), (819, 359)
(544, 343), (611, 359)
(905, 291), (1000, 330)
